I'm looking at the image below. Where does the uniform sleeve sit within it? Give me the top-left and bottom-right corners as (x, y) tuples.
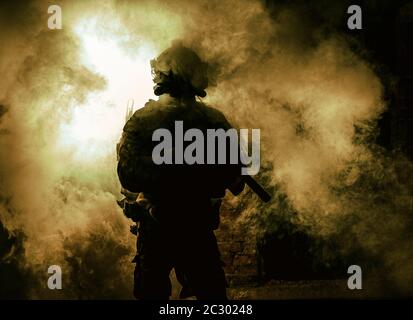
(117, 112), (160, 193)
(207, 107), (246, 196)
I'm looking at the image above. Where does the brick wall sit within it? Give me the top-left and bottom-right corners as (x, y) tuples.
(216, 202), (260, 287)
(395, 3), (413, 158)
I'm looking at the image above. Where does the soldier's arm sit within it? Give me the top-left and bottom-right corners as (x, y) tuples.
(213, 110), (270, 202)
(208, 107), (246, 195)
(117, 113), (160, 193)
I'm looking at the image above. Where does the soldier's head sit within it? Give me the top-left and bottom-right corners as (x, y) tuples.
(150, 41), (208, 99)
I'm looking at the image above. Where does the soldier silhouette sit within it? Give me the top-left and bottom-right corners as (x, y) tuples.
(117, 42), (245, 300)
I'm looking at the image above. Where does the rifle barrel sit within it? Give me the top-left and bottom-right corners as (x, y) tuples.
(243, 175), (271, 203)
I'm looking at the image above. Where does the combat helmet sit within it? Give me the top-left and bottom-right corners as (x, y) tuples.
(150, 41), (208, 98)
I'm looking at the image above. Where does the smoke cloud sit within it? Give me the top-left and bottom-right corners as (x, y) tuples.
(0, 0), (412, 298)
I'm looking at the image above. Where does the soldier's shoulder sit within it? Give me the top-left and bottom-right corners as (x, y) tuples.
(132, 99), (163, 117)
(123, 98), (175, 133)
(197, 103), (230, 127)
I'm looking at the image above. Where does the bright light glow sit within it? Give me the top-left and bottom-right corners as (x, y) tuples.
(58, 17), (157, 160)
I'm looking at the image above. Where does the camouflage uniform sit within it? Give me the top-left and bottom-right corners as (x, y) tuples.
(117, 43), (244, 300)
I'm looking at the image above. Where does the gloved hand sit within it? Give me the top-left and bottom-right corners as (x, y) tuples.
(117, 191), (157, 222)
(121, 187), (138, 202)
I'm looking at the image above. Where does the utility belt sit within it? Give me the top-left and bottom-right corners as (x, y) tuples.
(117, 191), (222, 235)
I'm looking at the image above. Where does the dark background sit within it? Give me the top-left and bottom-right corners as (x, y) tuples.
(265, 0), (413, 158)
